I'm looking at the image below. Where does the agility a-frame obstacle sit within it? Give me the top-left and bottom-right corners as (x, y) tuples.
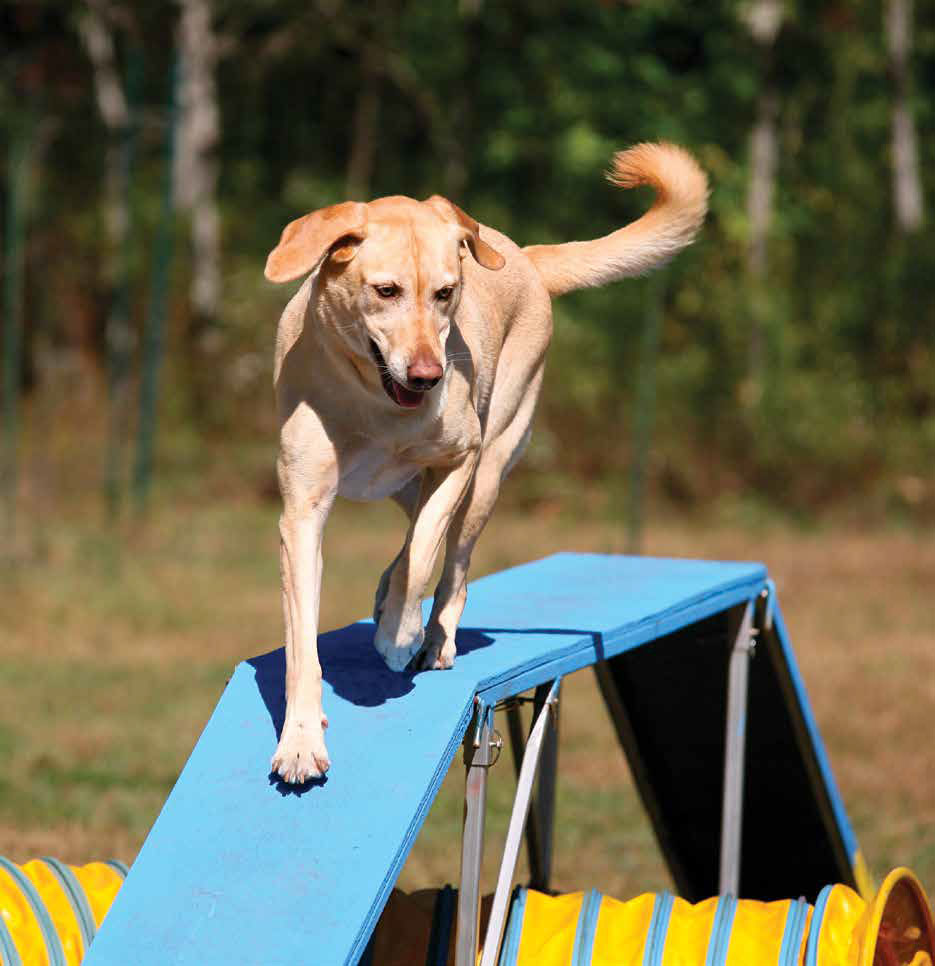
(83, 554), (865, 965)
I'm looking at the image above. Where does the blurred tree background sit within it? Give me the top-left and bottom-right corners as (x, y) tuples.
(2, 0), (934, 537)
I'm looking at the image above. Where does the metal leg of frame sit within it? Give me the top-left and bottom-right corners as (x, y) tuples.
(505, 684), (560, 893)
(531, 680), (559, 892)
(456, 703), (495, 966)
(718, 600), (756, 897)
(505, 699), (543, 874)
(480, 679), (561, 966)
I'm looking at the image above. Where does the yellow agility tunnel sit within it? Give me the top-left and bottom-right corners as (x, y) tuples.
(357, 870), (935, 965)
(5, 859), (933, 965)
(0, 857), (126, 966)
(493, 869), (935, 966)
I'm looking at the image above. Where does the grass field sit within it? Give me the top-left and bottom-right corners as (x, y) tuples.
(2, 490), (933, 905)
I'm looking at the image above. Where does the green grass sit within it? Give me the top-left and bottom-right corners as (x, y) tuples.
(1, 490), (933, 904)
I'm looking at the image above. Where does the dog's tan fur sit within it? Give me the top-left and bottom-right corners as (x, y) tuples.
(266, 143), (708, 783)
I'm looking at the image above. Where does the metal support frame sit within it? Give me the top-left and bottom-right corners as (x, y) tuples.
(455, 593), (756, 963)
(480, 679), (562, 966)
(504, 682), (561, 892)
(531, 682), (559, 890)
(760, 579), (776, 632)
(456, 702), (495, 966)
(718, 600), (756, 896)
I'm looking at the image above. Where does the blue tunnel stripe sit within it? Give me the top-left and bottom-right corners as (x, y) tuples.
(498, 886), (528, 966)
(778, 897), (809, 966)
(0, 910), (22, 966)
(41, 857), (97, 950)
(704, 895), (737, 966)
(643, 890), (674, 966)
(804, 886), (834, 966)
(572, 890), (602, 966)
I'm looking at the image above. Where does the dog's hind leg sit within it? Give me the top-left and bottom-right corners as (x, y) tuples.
(373, 476), (422, 624)
(373, 450), (480, 671)
(416, 367), (544, 671)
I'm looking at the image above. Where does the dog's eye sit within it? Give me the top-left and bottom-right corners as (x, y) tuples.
(436, 286), (454, 302)
(374, 283), (399, 298)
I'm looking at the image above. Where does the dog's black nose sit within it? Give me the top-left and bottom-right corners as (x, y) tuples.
(407, 353), (443, 390)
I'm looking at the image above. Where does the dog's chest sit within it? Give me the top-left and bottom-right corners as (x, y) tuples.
(338, 433), (468, 501)
(338, 444), (421, 501)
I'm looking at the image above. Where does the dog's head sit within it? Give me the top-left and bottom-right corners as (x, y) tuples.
(266, 196), (504, 409)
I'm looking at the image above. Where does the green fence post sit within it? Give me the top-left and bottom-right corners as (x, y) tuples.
(133, 54), (179, 512)
(2, 124), (31, 548)
(104, 45), (143, 521)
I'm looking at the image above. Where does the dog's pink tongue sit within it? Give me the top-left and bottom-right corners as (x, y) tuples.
(392, 382), (424, 408)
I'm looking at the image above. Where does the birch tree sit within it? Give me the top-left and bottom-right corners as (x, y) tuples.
(175, 0), (221, 335)
(885, 0), (923, 233)
(78, 0), (131, 327)
(743, 0), (783, 394)
(78, 0), (137, 513)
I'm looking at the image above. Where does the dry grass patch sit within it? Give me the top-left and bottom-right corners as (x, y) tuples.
(1, 498), (932, 904)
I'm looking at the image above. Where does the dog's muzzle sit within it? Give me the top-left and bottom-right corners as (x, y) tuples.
(369, 340), (435, 409)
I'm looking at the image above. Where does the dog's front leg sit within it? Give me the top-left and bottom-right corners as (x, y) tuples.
(271, 454), (337, 784)
(374, 453), (479, 671)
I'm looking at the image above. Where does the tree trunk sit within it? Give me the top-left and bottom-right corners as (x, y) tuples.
(745, 0), (782, 279)
(743, 0), (783, 397)
(78, 1), (130, 288)
(747, 88), (779, 281)
(175, 0), (221, 327)
(885, 0), (923, 233)
(78, 0), (137, 515)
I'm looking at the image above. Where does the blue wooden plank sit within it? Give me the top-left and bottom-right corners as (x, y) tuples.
(470, 558), (765, 706)
(85, 553), (766, 966)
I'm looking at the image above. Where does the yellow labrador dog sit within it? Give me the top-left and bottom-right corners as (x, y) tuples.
(266, 143), (707, 783)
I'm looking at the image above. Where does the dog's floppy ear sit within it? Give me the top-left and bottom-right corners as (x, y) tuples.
(424, 195), (505, 270)
(265, 201), (368, 283)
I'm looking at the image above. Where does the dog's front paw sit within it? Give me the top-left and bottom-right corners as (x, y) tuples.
(413, 631), (456, 671)
(373, 618), (424, 672)
(271, 717), (330, 784)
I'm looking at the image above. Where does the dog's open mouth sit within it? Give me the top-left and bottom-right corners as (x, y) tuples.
(368, 340), (427, 409)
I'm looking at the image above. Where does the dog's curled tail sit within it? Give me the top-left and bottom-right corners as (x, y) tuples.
(523, 142), (709, 297)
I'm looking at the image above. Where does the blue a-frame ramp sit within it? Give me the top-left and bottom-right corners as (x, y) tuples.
(83, 554), (862, 965)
